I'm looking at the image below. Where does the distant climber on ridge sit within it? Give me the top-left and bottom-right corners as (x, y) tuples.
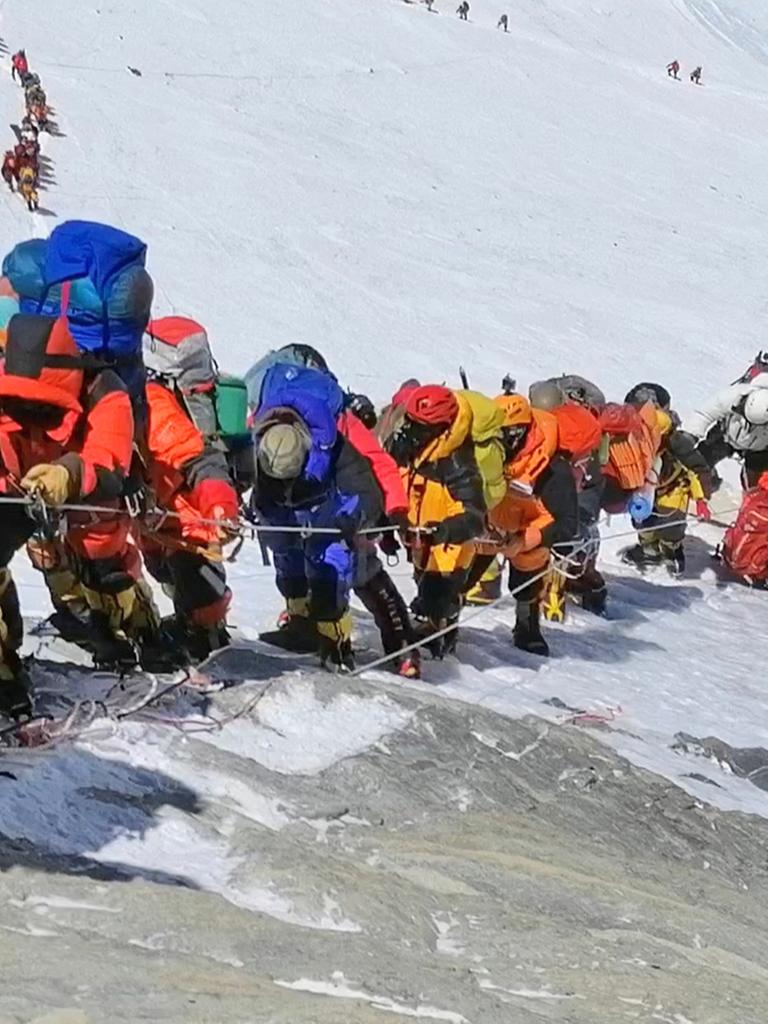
(497, 14), (508, 32)
(10, 50), (27, 83)
(14, 139), (38, 183)
(666, 60), (680, 79)
(1, 150), (16, 192)
(457, 1), (469, 20)
(20, 114), (39, 141)
(18, 164), (38, 212)
(690, 66), (702, 84)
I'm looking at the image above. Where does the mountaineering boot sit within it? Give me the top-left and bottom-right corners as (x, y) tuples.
(513, 599), (550, 657)
(86, 611), (138, 671)
(46, 607), (93, 646)
(568, 563), (607, 616)
(82, 578), (183, 673)
(660, 541), (685, 578)
(170, 618), (231, 664)
(464, 558), (502, 606)
(621, 541), (663, 571)
(540, 567), (567, 623)
(355, 570), (419, 677)
(317, 613), (355, 672)
(413, 615), (459, 659)
(0, 654), (33, 721)
(580, 584), (607, 616)
(136, 601), (190, 673)
(0, 569), (32, 719)
(260, 596), (317, 653)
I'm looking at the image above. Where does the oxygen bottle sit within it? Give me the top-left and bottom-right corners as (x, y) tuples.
(627, 457), (661, 523)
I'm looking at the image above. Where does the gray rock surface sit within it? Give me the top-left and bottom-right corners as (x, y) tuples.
(2, 672), (768, 1023)
(674, 731), (768, 792)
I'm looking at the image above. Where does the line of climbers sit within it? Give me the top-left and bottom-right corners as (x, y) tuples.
(3, 49), (53, 212)
(0, 219), (764, 722)
(666, 61), (703, 85)
(408, 4), (707, 85)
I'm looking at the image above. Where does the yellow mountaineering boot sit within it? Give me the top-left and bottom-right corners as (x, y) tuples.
(80, 578), (177, 672)
(464, 557), (502, 606)
(316, 612), (355, 672)
(260, 595), (318, 653)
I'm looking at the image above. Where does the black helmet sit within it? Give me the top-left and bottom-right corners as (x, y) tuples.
(624, 382), (671, 410)
(279, 343), (329, 373)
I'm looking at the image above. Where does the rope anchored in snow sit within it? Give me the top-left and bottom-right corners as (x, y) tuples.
(0, 501), (742, 753)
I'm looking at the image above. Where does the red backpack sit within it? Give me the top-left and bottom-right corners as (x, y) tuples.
(723, 480), (768, 582)
(734, 352), (768, 384)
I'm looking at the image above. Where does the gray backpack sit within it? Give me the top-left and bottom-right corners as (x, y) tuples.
(143, 316), (249, 452)
(143, 316), (219, 438)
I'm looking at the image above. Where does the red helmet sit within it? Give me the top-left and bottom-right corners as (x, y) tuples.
(405, 385), (459, 426)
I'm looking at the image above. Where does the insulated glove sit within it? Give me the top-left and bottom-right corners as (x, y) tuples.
(336, 513), (358, 546)
(695, 499), (712, 522)
(378, 530), (400, 559)
(21, 463), (71, 505)
(427, 518), (468, 545)
(209, 504), (237, 544)
(388, 509), (411, 535)
(378, 510), (409, 558)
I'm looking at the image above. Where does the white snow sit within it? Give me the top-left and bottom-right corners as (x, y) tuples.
(275, 971), (469, 1022)
(0, 722), (363, 929)
(200, 679), (414, 773)
(0, 0), (766, 917)
(478, 978), (577, 1000)
(432, 912), (466, 956)
(0, 924), (59, 938)
(8, 895), (120, 914)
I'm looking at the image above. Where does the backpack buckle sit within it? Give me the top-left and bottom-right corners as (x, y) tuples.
(124, 491), (144, 518)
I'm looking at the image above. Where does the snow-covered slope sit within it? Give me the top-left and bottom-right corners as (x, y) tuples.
(2, 0), (768, 840)
(2, 1), (768, 1018)
(3, 0), (768, 402)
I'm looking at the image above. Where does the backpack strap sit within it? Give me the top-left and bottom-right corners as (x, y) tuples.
(0, 431), (21, 482)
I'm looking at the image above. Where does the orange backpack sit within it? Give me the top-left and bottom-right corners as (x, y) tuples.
(723, 479), (768, 582)
(599, 402), (661, 491)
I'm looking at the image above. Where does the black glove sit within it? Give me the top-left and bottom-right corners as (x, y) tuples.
(379, 531), (401, 558)
(378, 511), (408, 558)
(347, 393), (377, 430)
(427, 518), (464, 545)
(388, 509), (410, 532)
(336, 513), (358, 546)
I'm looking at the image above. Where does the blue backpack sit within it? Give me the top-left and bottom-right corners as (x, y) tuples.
(245, 344), (330, 410)
(255, 363), (345, 482)
(3, 220), (153, 400)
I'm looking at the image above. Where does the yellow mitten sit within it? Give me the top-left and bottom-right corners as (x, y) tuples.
(21, 463), (71, 505)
